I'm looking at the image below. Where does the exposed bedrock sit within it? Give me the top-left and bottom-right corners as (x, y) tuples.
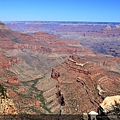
(50, 55), (120, 114)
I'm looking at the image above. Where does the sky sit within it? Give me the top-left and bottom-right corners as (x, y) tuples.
(0, 0), (120, 22)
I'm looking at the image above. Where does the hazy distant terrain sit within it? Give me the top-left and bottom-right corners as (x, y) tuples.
(6, 21), (120, 57)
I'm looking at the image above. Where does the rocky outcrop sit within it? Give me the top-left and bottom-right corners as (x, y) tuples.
(51, 55), (120, 114)
(7, 76), (19, 84)
(0, 84), (17, 114)
(100, 95), (120, 113)
(51, 69), (60, 80)
(95, 95), (120, 120)
(1, 57), (19, 69)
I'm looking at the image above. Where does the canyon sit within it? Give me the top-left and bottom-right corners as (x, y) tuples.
(7, 21), (120, 57)
(0, 21), (120, 119)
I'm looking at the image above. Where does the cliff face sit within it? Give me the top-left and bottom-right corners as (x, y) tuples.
(51, 55), (120, 114)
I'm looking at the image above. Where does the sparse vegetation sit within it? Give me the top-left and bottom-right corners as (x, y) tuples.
(38, 91), (45, 104)
(0, 84), (7, 98)
(21, 79), (51, 113)
(42, 105), (51, 113)
(37, 91), (51, 113)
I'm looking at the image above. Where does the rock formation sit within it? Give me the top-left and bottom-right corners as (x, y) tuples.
(50, 55), (120, 114)
(0, 84), (17, 114)
(95, 95), (120, 120)
(7, 76), (19, 84)
(100, 95), (120, 113)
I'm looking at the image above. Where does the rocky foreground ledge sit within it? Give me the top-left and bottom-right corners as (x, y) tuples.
(83, 95), (120, 120)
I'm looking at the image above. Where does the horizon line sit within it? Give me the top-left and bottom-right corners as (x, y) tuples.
(3, 20), (120, 24)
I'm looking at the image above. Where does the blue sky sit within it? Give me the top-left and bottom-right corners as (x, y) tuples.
(0, 0), (120, 22)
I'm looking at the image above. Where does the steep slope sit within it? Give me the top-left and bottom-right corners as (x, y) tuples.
(49, 55), (120, 114)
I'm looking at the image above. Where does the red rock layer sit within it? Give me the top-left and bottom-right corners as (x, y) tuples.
(0, 23), (92, 55)
(7, 76), (19, 84)
(51, 55), (120, 114)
